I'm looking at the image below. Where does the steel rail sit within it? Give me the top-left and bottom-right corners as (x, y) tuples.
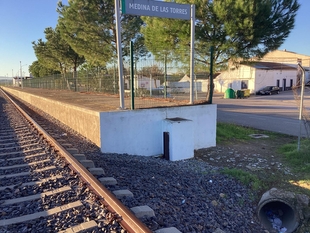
(0, 88), (152, 233)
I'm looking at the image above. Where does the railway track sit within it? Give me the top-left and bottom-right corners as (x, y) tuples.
(0, 89), (151, 232)
(0, 87), (272, 233)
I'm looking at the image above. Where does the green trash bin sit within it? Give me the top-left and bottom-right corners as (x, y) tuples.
(224, 88), (236, 99)
(236, 89), (250, 98)
(236, 90), (244, 99)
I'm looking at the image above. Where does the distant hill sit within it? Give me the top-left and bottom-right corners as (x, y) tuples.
(0, 76), (11, 80)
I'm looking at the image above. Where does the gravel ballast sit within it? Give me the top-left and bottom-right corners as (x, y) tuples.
(11, 95), (270, 233)
(90, 153), (267, 233)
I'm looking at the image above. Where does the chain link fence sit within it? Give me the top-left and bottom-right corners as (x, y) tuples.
(9, 53), (211, 109)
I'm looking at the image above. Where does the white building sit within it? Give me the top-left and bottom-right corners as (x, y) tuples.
(214, 50), (310, 94)
(124, 75), (161, 90)
(13, 77), (31, 87)
(168, 75), (209, 93)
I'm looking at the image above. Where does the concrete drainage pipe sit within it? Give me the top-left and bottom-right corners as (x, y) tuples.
(257, 188), (300, 233)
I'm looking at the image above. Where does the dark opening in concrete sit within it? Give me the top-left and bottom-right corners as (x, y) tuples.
(258, 200), (298, 233)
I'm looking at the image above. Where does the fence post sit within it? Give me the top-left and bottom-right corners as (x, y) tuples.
(164, 54), (167, 98)
(130, 41), (135, 110)
(207, 46), (214, 104)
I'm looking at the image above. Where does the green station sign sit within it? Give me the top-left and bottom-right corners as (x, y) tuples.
(121, 0), (191, 20)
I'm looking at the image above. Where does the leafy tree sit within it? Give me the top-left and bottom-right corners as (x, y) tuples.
(210, 0), (299, 60)
(57, 0), (146, 66)
(142, 0), (300, 69)
(142, 0), (299, 102)
(32, 27), (85, 75)
(137, 65), (164, 77)
(32, 39), (63, 73)
(29, 61), (60, 78)
(141, 17), (189, 62)
(45, 27), (85, 73)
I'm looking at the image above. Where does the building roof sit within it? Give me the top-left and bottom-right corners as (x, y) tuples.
(179, 75), (190, 82)
(253, 49), (310, 67)
(242, 61), (297, 70)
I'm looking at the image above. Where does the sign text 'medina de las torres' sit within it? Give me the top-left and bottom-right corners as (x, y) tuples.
(121, 0), (191, 20)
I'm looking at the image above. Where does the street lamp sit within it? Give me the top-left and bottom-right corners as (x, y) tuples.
(20, 61), (23, 88)
(19, 62), (28, 88)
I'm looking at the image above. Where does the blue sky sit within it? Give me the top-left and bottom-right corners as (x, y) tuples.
(0, 0), (309, 78)
(0, 0), (68, 78)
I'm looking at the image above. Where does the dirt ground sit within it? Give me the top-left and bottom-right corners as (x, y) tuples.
(194, 132), (310, 199)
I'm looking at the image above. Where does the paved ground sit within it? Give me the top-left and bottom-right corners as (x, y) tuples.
(213, 88), (310, 137)
(5, 87), (191, 112)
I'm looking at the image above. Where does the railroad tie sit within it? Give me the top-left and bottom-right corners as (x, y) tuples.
(73, 153), (86, 161)
(79, 159), (95, 168)
(58, 220), (98, 233)
(99, 177), (117, 185)
(130, 205), (155, 218)
(88, 167), (105, 175)
(112, 189), (133, 198)
(66, 148), (79, 154)
(155, 227), (182, 233)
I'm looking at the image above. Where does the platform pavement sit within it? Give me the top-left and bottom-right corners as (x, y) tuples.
(2, 87), (190, 112)
(3, 87), (134, 112)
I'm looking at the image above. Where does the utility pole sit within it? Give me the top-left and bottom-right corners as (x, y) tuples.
(20, 61), (23, 88)
(297, 63), (305, 151)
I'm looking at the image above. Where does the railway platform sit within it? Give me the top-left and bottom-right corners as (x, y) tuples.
(1, 86), (217, 160)
(2, 87), (144, 112)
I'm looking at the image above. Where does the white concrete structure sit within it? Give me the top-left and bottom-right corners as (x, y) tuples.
(100, 104), (216, 160)
(163, 117), (194, 161)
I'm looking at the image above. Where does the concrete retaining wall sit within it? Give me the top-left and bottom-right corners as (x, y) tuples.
(2, 87), (100, 146)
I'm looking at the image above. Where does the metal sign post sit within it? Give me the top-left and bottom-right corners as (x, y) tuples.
(189, 4), (195, 104)
(115, 0), (125, 109)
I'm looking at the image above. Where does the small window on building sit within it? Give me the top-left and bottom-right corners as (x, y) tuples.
(241, 81), (248, 89)
(290, 79), (293, 87)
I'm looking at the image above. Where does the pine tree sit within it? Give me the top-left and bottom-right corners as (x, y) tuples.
(57, 0), (146, 66)
(32, 27), (85, 74)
